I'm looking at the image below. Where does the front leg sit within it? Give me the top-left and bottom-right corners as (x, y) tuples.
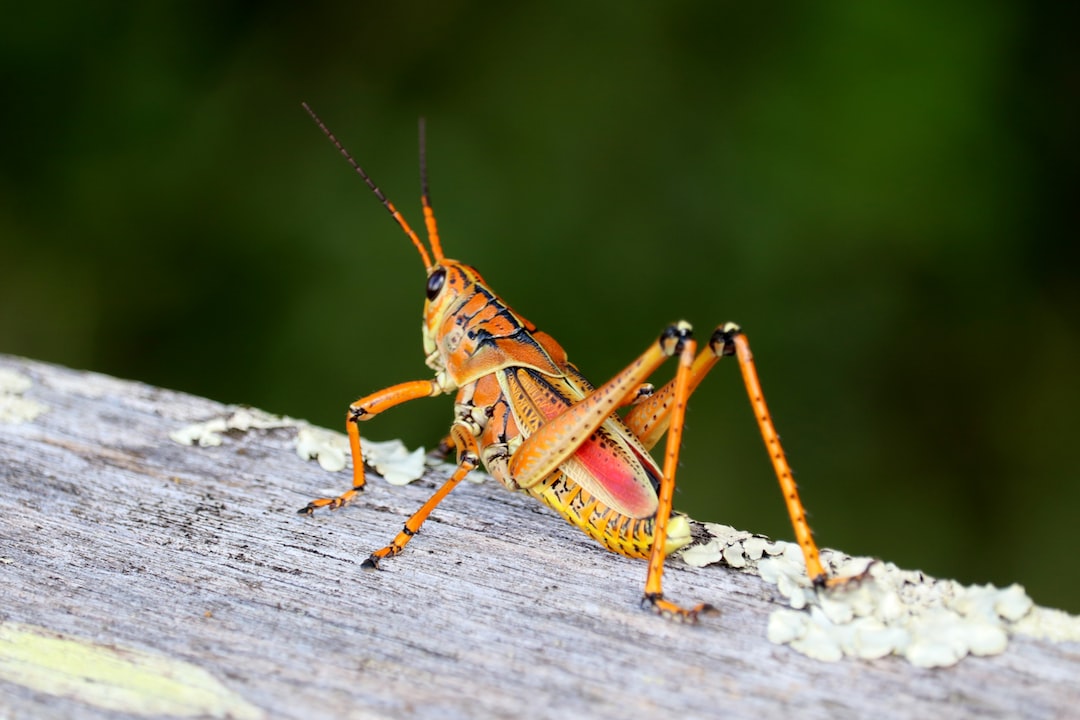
(298, 379), (442, 514)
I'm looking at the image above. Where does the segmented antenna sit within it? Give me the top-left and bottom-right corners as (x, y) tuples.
(418, 117), (444, 262)
(302, 102), (434, 271)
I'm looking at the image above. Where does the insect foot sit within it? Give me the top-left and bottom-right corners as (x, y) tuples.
(641, 593), (717, 624)
(816, 559), (877, 590)
(296, 485), (365, 515)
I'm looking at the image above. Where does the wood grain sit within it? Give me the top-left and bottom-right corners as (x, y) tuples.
(1, 353), (1077, 720)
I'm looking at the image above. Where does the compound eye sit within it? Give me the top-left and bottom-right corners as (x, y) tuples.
(426, 267), (447, 300)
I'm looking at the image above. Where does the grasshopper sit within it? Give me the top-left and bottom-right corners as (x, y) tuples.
(299, 104), (834, 620)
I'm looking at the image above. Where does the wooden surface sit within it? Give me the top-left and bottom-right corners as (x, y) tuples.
(1, 353), (1078, 720)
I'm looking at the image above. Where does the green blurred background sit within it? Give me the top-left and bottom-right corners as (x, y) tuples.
(3, 3), (1078, 612)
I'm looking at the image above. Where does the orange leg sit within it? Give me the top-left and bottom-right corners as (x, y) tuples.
(429, 433), (455, 460)
(298, 379), (441, 514)
(625, 322), (829, 585)
(727, 326), (828, 584)
(508, 322), (692, 489)
(643, 335), (712, 620)
(364, 423), (480, 568)
(506, 321), (710, 618)
(623, 347), (720, 451)
(619, 383), (656, 408)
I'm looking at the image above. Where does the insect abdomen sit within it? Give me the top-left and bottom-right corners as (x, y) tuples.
(526, 471), (692, 558)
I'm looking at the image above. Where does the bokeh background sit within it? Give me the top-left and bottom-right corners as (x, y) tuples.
(3, 3), (1078, 612)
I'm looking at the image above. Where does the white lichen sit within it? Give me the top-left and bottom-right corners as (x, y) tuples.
(681, 521), (1080, 667)
(172, 409), (433, 486)
(169, 408), (299, 447)
(295, 425), (349, 472)
(0, 369), (48, 424)
(293, 426), (425, 486)
(362, 440), (427, 486)
(173, 423), (1080, 665)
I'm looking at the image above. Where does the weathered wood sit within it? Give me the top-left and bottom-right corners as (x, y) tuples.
(1, 353), (1078, 720)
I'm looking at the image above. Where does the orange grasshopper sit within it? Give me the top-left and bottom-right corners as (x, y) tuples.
(299, 103), (835, 620)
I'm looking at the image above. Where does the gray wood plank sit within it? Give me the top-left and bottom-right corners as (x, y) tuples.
(1, 354), (1077, 720)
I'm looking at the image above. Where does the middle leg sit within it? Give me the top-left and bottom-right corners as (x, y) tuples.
(362, 422), (481, 569)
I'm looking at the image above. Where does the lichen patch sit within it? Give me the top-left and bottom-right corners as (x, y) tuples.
(0, 368), (48, 424)
(682, 522), (1080, 667)
(172, 410), (437, 486)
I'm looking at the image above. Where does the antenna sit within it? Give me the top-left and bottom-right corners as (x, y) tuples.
(418, 117), (444, 262)
(302, 102), (433, 271)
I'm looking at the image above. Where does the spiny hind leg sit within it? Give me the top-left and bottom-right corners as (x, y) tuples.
(626, 323), (831, 585)
(501, 322), (713, 619)
(507, 323), (692, 489)
(640, 328), (714, 621)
